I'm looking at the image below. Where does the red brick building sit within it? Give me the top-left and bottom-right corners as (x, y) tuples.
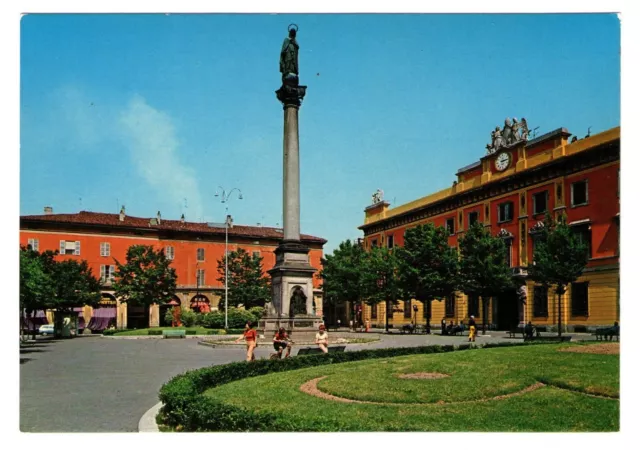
(20, 209), (326, 330)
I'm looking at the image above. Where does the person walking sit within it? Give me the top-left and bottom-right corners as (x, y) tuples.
(468, 315), (476, 342)
(235, 321), (258, 361)
(315, 324), (329, 353)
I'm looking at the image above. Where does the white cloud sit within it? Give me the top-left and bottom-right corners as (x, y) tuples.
(118, 94), (204, 220)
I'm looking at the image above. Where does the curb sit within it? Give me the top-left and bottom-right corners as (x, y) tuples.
(138, 401), (163, 432)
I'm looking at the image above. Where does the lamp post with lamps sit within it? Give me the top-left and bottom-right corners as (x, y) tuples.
(215, 187), (243, 329)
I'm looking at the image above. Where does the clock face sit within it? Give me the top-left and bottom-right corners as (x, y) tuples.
(495, 152), (511, 171)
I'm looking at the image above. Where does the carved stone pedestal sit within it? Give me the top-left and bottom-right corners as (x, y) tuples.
(260, 240), (321, 337)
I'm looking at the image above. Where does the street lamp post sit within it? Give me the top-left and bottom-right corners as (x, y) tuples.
(215, 187), (243, 330)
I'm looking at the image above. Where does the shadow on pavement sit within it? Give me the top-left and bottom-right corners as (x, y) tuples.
(20, 348), (49, 354)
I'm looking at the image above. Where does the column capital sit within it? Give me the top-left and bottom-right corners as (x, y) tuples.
(276, 83), (307, 108)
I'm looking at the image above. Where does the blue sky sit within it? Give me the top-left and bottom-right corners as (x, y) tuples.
(20, 13), (620, 253)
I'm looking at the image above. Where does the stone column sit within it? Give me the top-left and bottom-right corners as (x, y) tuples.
(261, 79), (321, 338)
(283, 106), (301, 241)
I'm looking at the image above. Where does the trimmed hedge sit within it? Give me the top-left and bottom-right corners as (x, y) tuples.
(148, 329), (164, 336)
(158, 341), (552, 432)
(102, 329), (119, 336)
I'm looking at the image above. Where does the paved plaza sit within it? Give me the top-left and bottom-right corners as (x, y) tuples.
(20, 331), (594, 432)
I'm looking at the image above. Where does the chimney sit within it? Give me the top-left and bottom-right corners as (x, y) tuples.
(180, 213), (185, 224)
(119, 205), (126, 222)
(157, 211), (162, 225)
(43, 206), (53, 215)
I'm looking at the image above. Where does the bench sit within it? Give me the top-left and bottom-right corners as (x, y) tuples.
(594, 327), (619, 341)
(443, 327), (465, 336)
(399, 324), (416, 334)
(162, 329), (186, 339)
(297, 345), (346, 355)
(508, 327), (541, 340)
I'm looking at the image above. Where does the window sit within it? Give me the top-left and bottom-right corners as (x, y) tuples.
(196, 248), (205, 261)
(100, 265), (116, 283)
(446, 218), (455, 235)
(27, 238), (39, 251)
(196, 269), (205, 287)
(371, 239), (378, 248)
(571, 180), (588, 207)
(504, 239), (513, 267)
(371, 303), (377, 319)
(387, 235), (394, 248)
(498, 202), (514, 223)
(571, 282), (589, 316)
(252, 251), (261, 258)
(572, 224), (592, 259)
(533, 191), (548, 215)
(165, 246), (175, 260)
(445, 294), (455, 318)
(387, 303), (394, 319)
(533, 286), (548, 317)
(60, 240), (80, 255)
(404, 300), (412, 319)
(100, 242), (111, 257)
(468, 212), (479, 227)
(467, 294), (479, 317)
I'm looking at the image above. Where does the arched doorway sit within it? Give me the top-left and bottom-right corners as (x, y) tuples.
(190, 295), (211, 313)
(127, 300), (150, 330)
(88, 294), (117, 331)
(160, 296), (181, 327)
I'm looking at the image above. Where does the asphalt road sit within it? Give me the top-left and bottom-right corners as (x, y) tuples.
(19, 331), (535, 432)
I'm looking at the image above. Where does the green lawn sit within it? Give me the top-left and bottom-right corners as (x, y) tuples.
(203, 343), (619, 431)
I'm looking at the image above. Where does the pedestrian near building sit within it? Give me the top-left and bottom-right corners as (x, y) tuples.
(468, 315), (476, 342)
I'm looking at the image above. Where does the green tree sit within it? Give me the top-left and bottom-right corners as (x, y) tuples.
(318, 239), (366, 326)
(216, 248), (270, 310)
(397, 224), (459, 332)
(528, 214), (589, 337)
(20, 246), (55, 339)
(113, 245), (177, 309)
(48, 258), (102, 337)
(361, 245), (404, 333)
(458, 222), (514, 334)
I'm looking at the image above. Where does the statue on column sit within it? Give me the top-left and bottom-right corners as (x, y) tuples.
(280, 24), (299, 85)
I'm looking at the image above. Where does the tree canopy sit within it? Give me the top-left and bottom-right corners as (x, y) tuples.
(397, 224), (459, 327)
(527, 214), (589, 336)
(360, 245), (404, 332)
(318, 239), (366, 312)
(113, 245), (177, 307)
(458, 222), (514, 332)
(20, 246), (56, 314)
(216, 248), (271, 310)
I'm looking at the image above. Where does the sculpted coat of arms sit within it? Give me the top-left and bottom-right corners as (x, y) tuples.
(486, 117), (530, 154)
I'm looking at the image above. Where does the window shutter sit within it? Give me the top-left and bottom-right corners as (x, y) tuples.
(110, 265), (115, 281)
(100, 265), (106, 281)
(100, 242), (104, 257)
(60, 240), (65, 254)
(106, 243), (110, 256)
(74, 241), (81, 255)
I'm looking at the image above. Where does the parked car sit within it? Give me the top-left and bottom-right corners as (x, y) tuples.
(39, 324), (54, 336)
